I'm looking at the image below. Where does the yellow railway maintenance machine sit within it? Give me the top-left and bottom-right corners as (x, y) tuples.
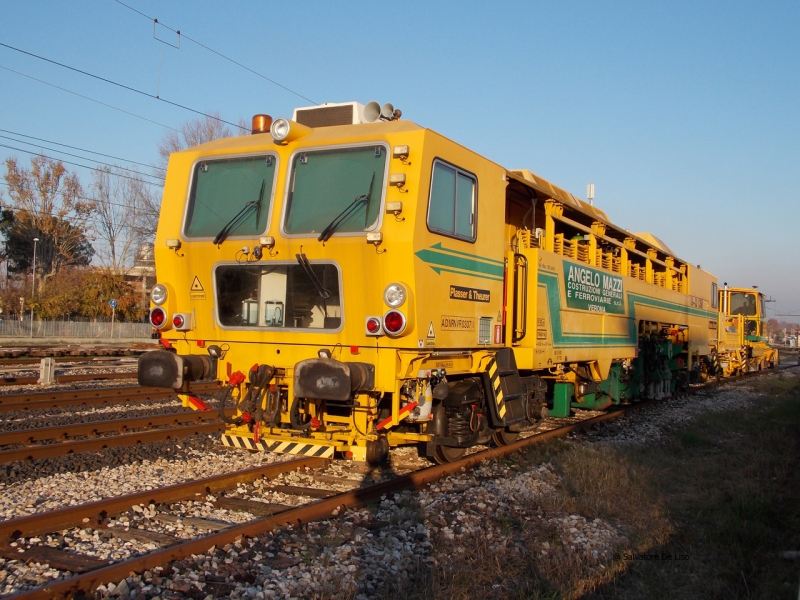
(138, 101), (721, 464)
(715, 285), (779, 375)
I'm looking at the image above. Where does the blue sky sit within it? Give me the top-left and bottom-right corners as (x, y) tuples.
(1, 0), (798, 315)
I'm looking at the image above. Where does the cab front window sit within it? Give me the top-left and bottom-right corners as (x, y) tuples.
(283, 145), (386, 236)
(185, 155), (276, 238)
(215, 263), (342, 330)
(729, 292), (757, 316)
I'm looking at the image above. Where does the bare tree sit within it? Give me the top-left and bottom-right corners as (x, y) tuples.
(90, 166), (155, 270)
(3, 156), (95, 286)
(156, 112), (245, 175)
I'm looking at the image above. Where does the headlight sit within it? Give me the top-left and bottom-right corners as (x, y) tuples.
(270, 118), (290, 141)
(269, 118), (312, 144)
(384, 283), (407, 308)
(151, 284), (168, 306)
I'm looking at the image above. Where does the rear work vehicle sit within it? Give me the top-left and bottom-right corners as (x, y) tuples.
(714, 285), (778, 375)
(139, 101), (738, 464)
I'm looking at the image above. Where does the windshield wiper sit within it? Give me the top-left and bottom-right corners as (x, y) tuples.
(212, 179), (266, 246)
(317, 173), (375, 243)
(296, 252), (331, 299)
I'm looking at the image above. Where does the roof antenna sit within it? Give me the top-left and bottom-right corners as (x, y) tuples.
(587, 183), (595, 206)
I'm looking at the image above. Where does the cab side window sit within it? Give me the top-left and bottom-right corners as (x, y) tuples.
(427, 159), (477, 241)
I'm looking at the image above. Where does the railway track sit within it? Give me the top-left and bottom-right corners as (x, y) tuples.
(0, 382), (219, 413)
(0, 409), (674, 599)
(0, 357), (140, 368)
(0, 365), (794, 598)
(0, 372), (137, 388)
(0, 410), (232, 463)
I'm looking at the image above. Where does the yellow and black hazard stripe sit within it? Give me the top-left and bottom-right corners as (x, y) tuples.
(486, 358), (507, 419)
(221, 435), (334, 458)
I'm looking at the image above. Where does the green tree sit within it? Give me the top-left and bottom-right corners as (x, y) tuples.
(0, 209), (94, 274)
(2, 156), (95, 286)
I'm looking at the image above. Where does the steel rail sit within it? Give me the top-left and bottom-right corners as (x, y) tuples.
(0, 422), (226, 463)
(0, 410), (232, 449)
(0, 372), (137, 387)
(0, 355), (136, 371)
(0, 457), (328, 543)
(0, 356), (138, 368)
(0, 382), (219, 413)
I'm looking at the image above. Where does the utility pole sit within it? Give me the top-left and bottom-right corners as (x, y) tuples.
(30, 237), (38, 338)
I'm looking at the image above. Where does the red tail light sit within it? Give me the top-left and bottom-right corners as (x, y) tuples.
(150, 307), (166, 328)
(172, 314), (185, 328)
(365, 317), (383, 335)
(383, 310), (406, 335)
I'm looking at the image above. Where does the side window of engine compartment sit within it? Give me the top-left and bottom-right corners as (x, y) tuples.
(215, 263), (342, 331)
(184, 155), (276, 238)
(427, 159), (477, 241)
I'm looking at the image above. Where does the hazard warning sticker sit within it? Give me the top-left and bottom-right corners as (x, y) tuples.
(190, 276), (206, 300)
(427, 321), (435, 338)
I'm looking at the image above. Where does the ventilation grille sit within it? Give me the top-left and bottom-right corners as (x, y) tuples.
(295, 105), (355, 128)
(479, 317), (492, 345)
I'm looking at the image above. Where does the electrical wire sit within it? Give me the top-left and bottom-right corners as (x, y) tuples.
(0, 128), (164, 172)
(0, 143), (164, 187)
(0, 64), (181, 133)
(0, 136), (164, 182)
(112, 0), (317, 105)
(0, 186), (160, 251)
(0, 200), (132, 232)
(0, 42), (246, 131)
(0, 182), (156, 215)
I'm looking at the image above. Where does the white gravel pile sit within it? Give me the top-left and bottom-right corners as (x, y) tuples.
(0, 439), (291, 519)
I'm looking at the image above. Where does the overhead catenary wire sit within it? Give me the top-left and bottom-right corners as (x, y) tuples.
(112, 0), (317, 105)
(0, 189), (159, 240)
(0, 64), (182, 134)
(0, 136), (165, 182)
(0, 143), (164, 187)
(0, 42), (246, 132)
(0, 183), (146, 213)
(0, 128), (165, 172)
(0, 182), (159, 222)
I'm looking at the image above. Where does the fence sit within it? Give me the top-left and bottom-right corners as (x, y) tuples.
(0, 319), (153, 339)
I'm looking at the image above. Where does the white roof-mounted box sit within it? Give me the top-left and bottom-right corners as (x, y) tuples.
(293, 102), (367, 127)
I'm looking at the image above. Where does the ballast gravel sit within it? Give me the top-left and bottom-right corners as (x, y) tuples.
(0, 370), (793, 598)
(0, 399), (202, 433)
(0, 436), (291, 518)
(574, 370), (799, 446)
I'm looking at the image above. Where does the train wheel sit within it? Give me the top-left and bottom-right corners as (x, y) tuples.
(365, 435), (389, 466)
(492, 429), (520, 446)
(433, 445), (465, 464)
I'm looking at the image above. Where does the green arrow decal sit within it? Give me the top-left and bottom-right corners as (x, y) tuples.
(415, 244), (504, 282)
